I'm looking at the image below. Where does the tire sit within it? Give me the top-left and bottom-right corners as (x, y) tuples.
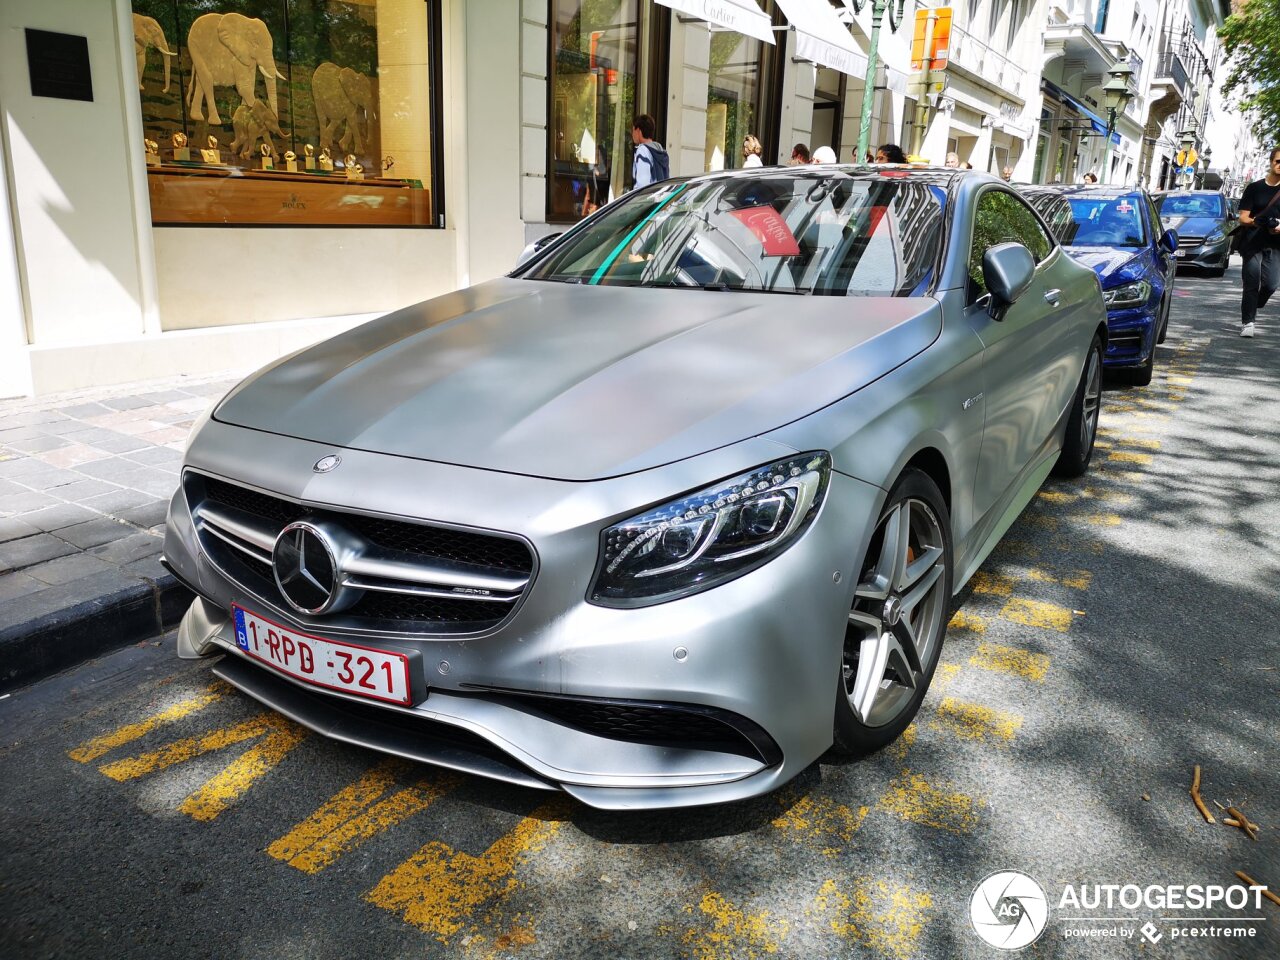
(1053, 334), (1103, 478)
(1126, 348), (1155, 387)
(1156, 294), (1170, 345)
(833, 469), (952, 756)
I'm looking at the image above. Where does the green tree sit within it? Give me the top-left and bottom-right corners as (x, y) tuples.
(1220, 0), (1280, 133)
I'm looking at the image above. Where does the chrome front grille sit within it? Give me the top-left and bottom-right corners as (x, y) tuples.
(185, 472), (535, 635)
(1177, 234), (1206, 247)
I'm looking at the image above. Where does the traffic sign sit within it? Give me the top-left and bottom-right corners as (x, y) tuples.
(1176, 148), (1198, 167)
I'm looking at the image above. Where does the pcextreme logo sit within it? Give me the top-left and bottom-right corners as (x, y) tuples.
(968, 871), (1270, 949)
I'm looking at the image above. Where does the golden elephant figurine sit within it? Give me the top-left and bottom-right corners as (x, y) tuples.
(312, 62), (375, 156)
(186, 12), (286, 127)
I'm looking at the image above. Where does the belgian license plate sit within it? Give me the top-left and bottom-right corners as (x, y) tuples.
(231, 604), (413, 705)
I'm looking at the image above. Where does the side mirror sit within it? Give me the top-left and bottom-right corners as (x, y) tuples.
(981, 242), (1035, 320)
(515, 232), (564, 268)
(1160, 229), (1178, 253)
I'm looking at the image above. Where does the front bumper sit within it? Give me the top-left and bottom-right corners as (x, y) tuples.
(1102, 305), (1157, 368)
(164, 419), (883, 809)
(1174, 238), (1229, 270)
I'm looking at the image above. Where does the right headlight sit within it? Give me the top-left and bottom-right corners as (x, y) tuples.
(1102, 279), (1151, 309)
(589, 452), (831, 607)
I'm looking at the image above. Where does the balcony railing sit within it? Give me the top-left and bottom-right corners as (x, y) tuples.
(946, 22), (1026, 96)
(1154, 50), (1189, 97)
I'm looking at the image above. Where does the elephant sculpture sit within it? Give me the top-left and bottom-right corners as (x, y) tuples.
(133, 14), (175, 93)
(230, 100), (286, 160)
(187, 12), (286, 127)
(312, 62), (375, 156)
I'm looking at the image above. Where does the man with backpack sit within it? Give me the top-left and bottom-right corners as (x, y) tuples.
(631, 114), (669, 190)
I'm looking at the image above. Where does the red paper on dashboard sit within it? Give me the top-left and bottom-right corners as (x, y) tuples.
(729, 205), (801, 256)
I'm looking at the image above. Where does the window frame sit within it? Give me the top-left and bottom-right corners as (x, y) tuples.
(966, 186), (1056, 302)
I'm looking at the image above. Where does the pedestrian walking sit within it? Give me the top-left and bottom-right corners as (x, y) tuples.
(1001, 165), (1014, 181)
(811, 145), (837, 164)
(789, 143), (810, 165)
(630, 114), (669, 190)
(742, 134), (764, 168)
(944, 152), (960, 168)
(1236, 146), (1280, 337)
(1082, 172), (1098, 184)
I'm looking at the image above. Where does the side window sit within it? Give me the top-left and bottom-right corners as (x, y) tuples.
(1044, 197), (1077, 245)
(968, 190), (1053, 296)
(1147, 197), (1163, 238)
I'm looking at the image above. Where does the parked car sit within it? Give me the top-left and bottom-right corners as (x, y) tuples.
(1155, 189), (1232, 277)
(1019, 185), (1178, 385)
(163, 169), (1108, 810)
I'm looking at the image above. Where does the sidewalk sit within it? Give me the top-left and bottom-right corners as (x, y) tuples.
(0, 371), (246, 692)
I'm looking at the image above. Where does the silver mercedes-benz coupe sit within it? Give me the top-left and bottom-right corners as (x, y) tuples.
(164, 168), (1108, 810)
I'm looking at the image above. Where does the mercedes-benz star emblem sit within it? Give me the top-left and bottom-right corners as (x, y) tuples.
(273, 522), (340, 614)
(313, 455), (341, 473)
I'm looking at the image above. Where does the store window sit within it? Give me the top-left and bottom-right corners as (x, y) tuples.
(132, 0), (441, 227)
(706, 30), (767, 171)
(549, 0), (650, 222)
(811, 66), (843, 160)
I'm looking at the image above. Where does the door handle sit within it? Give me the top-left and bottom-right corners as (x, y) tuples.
(1044, 289), (1062, 306)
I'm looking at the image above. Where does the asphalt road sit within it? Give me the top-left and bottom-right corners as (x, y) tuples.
(2, 263), (1278, 960)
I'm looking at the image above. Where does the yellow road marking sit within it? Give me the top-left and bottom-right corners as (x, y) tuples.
(1037, 490), (1076, 504)
(932, 663), (961, 693)
(814, 878), (932, 960)
(1108, 450), (1153, 465)
(97, 712), (307, 822)
(266, 759), (460, 873)
(878, 771), (984, 833)
(68, 682), (229, 763)
(681, 891), (789, 960)
(948, 610), (986, 634)
(970, 571), (1016, 596)
(886, 721), (918, 762)
(1085, 513), (1124, 526)
(1000, 597), (1074, 632)
(1027, 567), (1092, 590)
(1082, 487), (1133, 503)
(997, 539), (1041, 559)
(931, 697), (1022, 743)
(366, 801), (565, 942)
(969, 642), (1050, 681)
(1023, 514), (1059, 531)
(773, 794), (868, 855)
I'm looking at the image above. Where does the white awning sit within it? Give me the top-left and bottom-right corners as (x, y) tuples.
(775, 0), (868, 77)
(656, 0), (776, 45)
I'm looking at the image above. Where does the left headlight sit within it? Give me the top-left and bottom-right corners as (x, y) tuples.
(589, 452), (831, 607)
(1205, 228), (1226, 244)
(1102, 279), (1151, 309)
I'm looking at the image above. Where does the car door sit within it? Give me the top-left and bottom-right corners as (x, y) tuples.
(966, 188), (1081, 524)
(1146, 192), (1176, 288)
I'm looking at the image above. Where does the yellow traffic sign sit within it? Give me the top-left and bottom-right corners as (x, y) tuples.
(1176, 148), (1198, 167)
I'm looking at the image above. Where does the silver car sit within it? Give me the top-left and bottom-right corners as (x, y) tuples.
(164, 168), (1107, 810)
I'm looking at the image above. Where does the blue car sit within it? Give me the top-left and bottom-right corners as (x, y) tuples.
(1018, 185), (1178, 385)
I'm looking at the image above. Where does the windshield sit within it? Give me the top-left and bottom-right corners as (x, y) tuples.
(1064, 193), (1149, 247)
(521, 173), (946, 296)
(1159, 194), (1224, 218)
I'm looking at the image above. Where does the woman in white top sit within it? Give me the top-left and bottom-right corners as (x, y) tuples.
(742, 134), (763, 168)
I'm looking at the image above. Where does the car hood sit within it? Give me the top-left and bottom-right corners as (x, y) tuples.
(214, 278), (942, 481)
(1161, 215), (1222, 238)
(1063, 246), (1144, 280)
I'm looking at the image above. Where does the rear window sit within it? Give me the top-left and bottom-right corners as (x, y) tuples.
(521, 173), (946, 297)
(1158, 194), (1224, 218)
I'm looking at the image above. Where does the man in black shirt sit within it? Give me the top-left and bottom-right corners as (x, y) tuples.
(1237, 146), (1280, 337)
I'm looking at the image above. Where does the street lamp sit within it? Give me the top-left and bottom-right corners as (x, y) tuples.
(1099, 62), (1134, 185)
(849, 0), (908, 161)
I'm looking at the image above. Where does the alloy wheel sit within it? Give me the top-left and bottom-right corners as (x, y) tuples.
(843, 497), (948, 728)
(1080, 346), (1102, 454)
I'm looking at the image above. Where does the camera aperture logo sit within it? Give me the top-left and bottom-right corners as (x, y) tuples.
(970, 871), (1050, 949)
